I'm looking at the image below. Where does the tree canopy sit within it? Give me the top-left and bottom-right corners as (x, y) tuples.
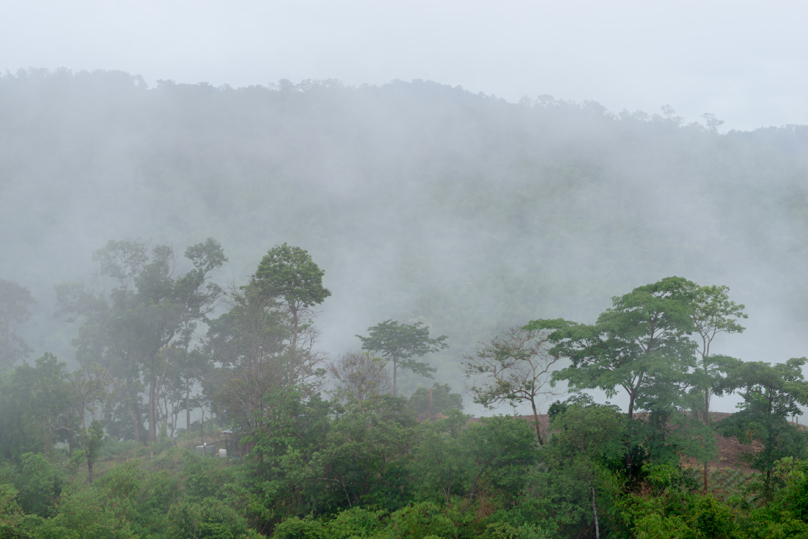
(357, 320), (448, 397)
(0, 279), (36, 370)
(531, 276), (698, 420)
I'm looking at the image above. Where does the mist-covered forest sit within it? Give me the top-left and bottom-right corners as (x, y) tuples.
(4, 69), (808, 378)
(3, 68), (808, 538)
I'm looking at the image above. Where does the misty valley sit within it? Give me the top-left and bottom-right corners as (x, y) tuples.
(2, 69), (808, 538)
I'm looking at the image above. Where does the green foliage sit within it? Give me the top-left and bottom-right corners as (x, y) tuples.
(271, 516), (325, 539)
(410, 414), (539, 509)
(464, 327), (562, 445)
(546, 402), (627, 465)
(0, 355), (72, 462)
(311, 395), (417, 511)
(694, 495), (736, 538)
(407, 383), (463, 419)
(531, 277), (722, 473)
(0, 484), (25, 536)
(229, 391), (334, 527)
(689, 285), (747, 402)
(773, 459), (808, 521)
(536, 276), (699, 419)
(15, 453), (64, 518)
(96, 461), (143, 525)
(323, 506), (387, 538)
(716, 358), (808, 492)
(357, 320), (448, 396)
(84, 420), (104, 476)
(253, 243), (331, 312)
(208, 283), (325, 434)
(167, 497), (257, 539)
(386, 502), (459, 539)
(181, 451), (240, 502)
(252, 243), (330, 355)
(3, 69), (808, 535)
(56, 238), (226, 443)
(328, 352), (391, 403)
(528, 402), (625, 536)
(0, 279), (35, 371)
(28, 485), (137, 539)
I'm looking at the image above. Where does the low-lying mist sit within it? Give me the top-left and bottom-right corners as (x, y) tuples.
(2, 68), (807, 415)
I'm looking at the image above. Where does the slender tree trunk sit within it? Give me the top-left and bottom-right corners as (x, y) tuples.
(591, 485), (600, 539)
(186, 376), (191, 432)
(290, 305), (299, 352)
(704, 389), (711, 425)
(530, 398), (544, 446)
(127, 403), (137, 439)
(149, 378), (156, 442)
(148, 353), (157, 442)
(392, 360), (398, 397)
(153, 360), (168, 440)
(626, 392), (636, 478)
(125, 378), (146, 446)
(703, 387), (711, 492)
(42, 425), (49, 458)
(703, 462), (709, 493)
(627, 392), (635, 421)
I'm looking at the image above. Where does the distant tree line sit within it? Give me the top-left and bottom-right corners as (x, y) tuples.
(3, 68), (808, 391)
(2, 241), (808, 537)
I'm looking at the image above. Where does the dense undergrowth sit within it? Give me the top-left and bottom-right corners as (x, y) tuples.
(2, 398), (808, 539)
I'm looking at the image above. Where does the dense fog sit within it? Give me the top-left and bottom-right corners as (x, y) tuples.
(4, 63), (808, 538)
(2, 68), (808, 409)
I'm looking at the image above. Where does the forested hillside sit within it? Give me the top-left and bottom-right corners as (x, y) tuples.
(3, 70), (808, 538)
(2, 68), (808, 392)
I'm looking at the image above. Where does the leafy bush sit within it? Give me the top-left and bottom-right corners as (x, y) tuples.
(15, 454), (64, 518)
(387, 502), (458, 539)
(693, 496), (735, 539)
(25, 486), (136, 539)
(271, 516), (325, 539)
(407, 384), (463, 420)
(167, 497), (257, 539)
(325, 506), (387, 538)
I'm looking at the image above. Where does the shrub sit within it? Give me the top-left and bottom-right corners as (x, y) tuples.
(271, 516), (325, 539)
(325, 506), (387, 538)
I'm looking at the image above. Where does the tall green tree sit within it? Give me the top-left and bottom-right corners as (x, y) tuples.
(536, 402), (627, 539)
(252, 243), (331, 351)
(357, 320), (448, 397)
(83, 419), (105, 484)
(56, 240), (151, 442)
(67, 363), (111, 481)
(529, 277), (698, 471)
(531, 277), (698, 420)
(311, 396), (417, 511)
(410, 413), (539, 510)
(208, 282), (324, 434)
(0, 279), (36, 370)
(716, 357), (808, 495)
(689, 284), (747, 425)
(57, 238), (227, 443)
(688, 284), (747, 491)
(0, 354), (72, 461)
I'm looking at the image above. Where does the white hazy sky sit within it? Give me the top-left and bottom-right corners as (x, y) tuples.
(1, 0), (805, 131)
